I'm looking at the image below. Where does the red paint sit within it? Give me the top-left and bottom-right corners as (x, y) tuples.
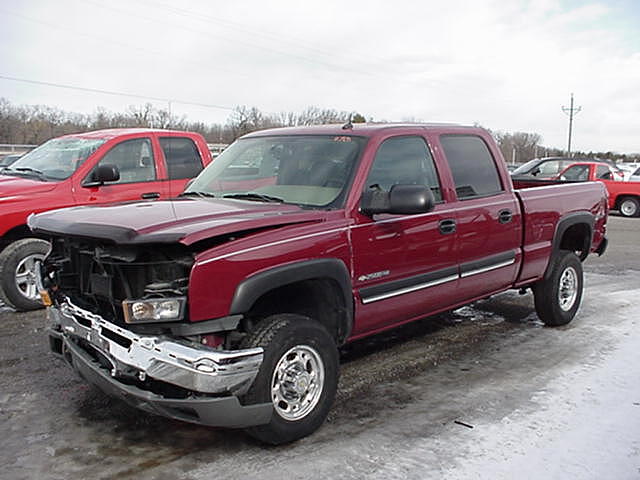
(35, 124), (609, 341)
(0, 129), (212, 245)
(186, 125), (608, 338)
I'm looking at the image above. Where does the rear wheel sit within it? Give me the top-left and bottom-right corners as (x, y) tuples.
(240, 314), (339, 445)
(619, 196), (639, 217)
(0, 238), (49, 311)
(533, 250), (583, 326)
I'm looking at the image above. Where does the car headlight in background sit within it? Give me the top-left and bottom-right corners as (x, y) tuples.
(122, 297), (186, 323)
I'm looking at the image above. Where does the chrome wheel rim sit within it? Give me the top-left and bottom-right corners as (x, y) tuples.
(620, 200), (637, 217)
(14, 254), (45, 301)
(558, 266), (578, 311)
(271, 345), (324, 421)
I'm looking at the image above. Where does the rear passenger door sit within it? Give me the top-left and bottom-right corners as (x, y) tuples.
(438, 134), (521, 301)
(158, 136), (206, 197)
(74, 137), (168, 204)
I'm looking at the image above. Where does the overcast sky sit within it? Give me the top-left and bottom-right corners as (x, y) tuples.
(1, 0), (639, 153)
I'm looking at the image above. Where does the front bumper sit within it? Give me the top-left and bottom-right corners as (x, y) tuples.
(48, 299), (272, 428)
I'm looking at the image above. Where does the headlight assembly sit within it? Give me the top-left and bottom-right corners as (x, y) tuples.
(122, 297), (186, 323)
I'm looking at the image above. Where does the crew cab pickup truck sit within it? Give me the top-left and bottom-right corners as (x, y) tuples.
(31, 124), (608, 444)
(0, 128), (212, 310)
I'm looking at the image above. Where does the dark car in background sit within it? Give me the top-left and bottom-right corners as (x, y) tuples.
(0, 154), (23, 168)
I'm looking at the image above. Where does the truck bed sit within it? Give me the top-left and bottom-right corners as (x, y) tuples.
(512, 179), (608, 284)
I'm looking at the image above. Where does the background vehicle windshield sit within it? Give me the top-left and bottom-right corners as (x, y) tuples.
(186, 135), (366, 207)
(512, 158), (574, 177)
(6, 137), (105, 180)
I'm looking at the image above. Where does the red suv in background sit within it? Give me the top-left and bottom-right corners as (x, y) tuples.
(0, 128), (212, 310)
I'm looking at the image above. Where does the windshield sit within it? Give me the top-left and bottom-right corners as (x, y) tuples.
(4, 137), (105, 180)
(511, 158), (540, 175)
(185, 135), (366, 208)
(512, 158), (574, 177)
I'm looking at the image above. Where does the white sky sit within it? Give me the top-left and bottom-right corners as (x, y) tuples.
(1, 0), (639, 153)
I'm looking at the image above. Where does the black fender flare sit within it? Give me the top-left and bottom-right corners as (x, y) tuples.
(550, 212), (594, 267)
(229, 258), (354, 341)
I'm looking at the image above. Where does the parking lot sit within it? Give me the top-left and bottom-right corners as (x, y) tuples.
(1, 214), (638, 480)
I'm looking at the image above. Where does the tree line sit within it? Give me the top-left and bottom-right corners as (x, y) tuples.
(0, 98), (636, 163)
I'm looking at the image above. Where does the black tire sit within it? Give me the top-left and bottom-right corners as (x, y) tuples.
(0, 238), (50, 311)
(618, 196), (640, 218)
(240, 314), (339, 445)
(533, 250), (583, 326)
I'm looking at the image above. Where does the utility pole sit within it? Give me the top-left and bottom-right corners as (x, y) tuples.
(562, 93), (582, 157)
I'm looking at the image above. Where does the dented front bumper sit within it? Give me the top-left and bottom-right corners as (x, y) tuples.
(47, 298), (272, 428)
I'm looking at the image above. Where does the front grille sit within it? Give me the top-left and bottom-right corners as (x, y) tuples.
(44, 237), (193, 325)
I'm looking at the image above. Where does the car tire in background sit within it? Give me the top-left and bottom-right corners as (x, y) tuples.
(0, 238), (49, 311)
(618, 196), (640, 218)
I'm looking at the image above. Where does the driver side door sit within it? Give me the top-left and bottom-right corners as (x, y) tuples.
(350, 135), (459, 336)
(73, 137), (168, 204)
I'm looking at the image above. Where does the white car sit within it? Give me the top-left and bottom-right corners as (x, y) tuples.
(629, 166), (640, 182)
(619, 163), (640, 181)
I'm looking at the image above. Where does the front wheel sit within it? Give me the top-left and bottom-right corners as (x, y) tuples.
(619, 196), (640, 217)
(240, 314), (339, 445)
(533, 250), (583, 326)
(0, 238), (50, 311)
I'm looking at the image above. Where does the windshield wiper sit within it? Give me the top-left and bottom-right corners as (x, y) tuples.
(222, 192), (285, 203)
(3, 166), (47, 180)
(179, 191), (217, 198)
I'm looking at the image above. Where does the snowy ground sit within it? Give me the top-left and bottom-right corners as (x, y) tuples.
(1, 216), (638, 479)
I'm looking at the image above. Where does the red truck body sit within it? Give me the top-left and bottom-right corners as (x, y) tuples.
(0, 128), (212, 310)
(33, 124), (608, 444)
(515, 160), (640, 217)
(0, 128), (212, 241)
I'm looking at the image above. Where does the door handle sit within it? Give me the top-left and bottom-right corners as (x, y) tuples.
(439, 218), (456, 235)
(498, 209), (513, 224)
(141, 192), (161, 200)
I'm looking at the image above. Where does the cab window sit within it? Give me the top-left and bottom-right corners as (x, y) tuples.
(92, 138), (156, 184)
(440, 135), (502, 199)
(364, 136), (442, 202)
(159, 137), (204, 180)
(561, 165), (589, 181)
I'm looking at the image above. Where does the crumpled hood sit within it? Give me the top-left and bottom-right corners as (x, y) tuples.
(0, 174), (59, 198)
(29, 197), (323, 245)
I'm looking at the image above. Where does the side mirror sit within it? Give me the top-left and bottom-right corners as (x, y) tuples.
(531, 168), (540, 176)
(83, 164), (120, 187)
(361, 184), (435, 216)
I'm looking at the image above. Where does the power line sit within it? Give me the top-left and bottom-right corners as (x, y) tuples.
(0, 7), (252, 81)
(137, 0), (390, 72)
(0, 75), (235, 111)
(79, 0), (377, 77)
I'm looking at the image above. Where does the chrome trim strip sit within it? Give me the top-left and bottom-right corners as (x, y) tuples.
(459, 258), (515, 278)
(361, 273), (458, 304)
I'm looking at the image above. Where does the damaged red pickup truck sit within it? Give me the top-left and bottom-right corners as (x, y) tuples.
(32, 124), (608, 444)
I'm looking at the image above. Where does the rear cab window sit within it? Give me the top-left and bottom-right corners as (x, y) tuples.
(439, 135), (503, 199)
(159, 137), (204, 180)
